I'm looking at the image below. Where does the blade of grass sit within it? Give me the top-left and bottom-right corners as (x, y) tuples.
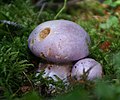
(54, 0), (67, 19)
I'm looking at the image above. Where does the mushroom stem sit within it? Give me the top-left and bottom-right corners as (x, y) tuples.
(37, 62), (73, 82)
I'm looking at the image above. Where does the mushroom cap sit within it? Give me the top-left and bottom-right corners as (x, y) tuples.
(28, 20), (90, 63)
(71, 58), (102, 80)
(37, 63), (72, 82)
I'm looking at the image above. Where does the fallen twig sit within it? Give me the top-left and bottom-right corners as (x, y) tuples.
(35, 0), (82, 8)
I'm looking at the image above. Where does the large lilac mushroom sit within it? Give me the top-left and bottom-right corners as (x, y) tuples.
(28, 20), (90, 63)
(71, 58), (103, 81)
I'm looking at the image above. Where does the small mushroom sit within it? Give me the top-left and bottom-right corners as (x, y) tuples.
(28, 20), (90, 63)
(71, 58), (102, 80)
(37, 62), (72, 82)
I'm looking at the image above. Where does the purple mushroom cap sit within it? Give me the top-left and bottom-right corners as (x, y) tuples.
(71, 58), (103, 80)
(28, 20), (90, 63)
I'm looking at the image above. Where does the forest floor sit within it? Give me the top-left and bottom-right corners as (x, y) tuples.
(0, 0), (120, 100)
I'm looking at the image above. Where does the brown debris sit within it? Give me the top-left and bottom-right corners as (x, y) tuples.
(20, 86), (31, 93)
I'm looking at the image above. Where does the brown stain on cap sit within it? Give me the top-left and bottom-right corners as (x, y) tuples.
(39, 27), (50, 40)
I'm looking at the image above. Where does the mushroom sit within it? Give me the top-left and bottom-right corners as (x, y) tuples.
(37, 62), (72, 82)
(35, 62), (72, 94)
(71, 58), (102, 81)
(28, 20), (90, 63)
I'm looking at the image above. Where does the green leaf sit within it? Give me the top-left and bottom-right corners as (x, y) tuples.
(104, 0), (112, 5)
(107, 16), (119, 27)
(104, 0), (120, 7)
(100, 16), (119, 29)
(113, 1), (120, 6)
(99, 23), (108, 29)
